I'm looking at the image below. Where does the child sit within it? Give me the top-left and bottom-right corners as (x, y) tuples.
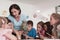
(37, 21), (45, 39)
(19, 21), (27, 39)
(24, 20), (37, 39)
(20, 21), (27, 32)
(50, 13), (60, 39)
(43, 22), (53, 38)
(0, 17), (17, 40)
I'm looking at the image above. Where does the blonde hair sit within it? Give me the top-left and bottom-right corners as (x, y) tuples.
(51, 13), (60, 38)
(51, 13), (60, 26)
(0, 17), (8, 28)
(51, 13), (60, 21)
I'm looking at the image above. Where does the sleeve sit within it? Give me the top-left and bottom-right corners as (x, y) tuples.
(7, 15), (14, 22)
(21, 14), (28, 22)
(32, 29), (37, 38)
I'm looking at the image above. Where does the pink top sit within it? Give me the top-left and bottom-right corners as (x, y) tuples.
(39, 29), (45, 36)
(0, 29), (12, 40)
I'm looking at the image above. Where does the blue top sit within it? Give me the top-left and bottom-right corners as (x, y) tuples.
(8, 14), (27, 30)
(27, 28), (37, 38)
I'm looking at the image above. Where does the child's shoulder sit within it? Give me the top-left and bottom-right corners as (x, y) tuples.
(31, 28), (36, 31)
(32, 28), (35, 30)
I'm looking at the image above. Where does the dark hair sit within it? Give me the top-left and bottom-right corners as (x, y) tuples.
(37, 21), (44, 27)
(9, 4), (21, 17)
(43, 22), (53, 37)
(6, 17), (11, 23)
(27, 20), (33, 26)
(43, 22), (53, 30)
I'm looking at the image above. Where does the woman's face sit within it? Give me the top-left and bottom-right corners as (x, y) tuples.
(50, 16), (58, 25)
(37, 24), (42, 31)
(11, 8), (20, 17)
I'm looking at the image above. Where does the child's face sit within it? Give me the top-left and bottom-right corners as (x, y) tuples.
(50, 16), (59, 25)
(44, 24), (47, 31)
(8, 23), (13, 29)
(27, 24), (32, 31)
(2, 22), (13, 29)
(0, 18), (13, 30)
(37, 24), (42, 31)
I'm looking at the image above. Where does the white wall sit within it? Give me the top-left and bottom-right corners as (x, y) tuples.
(0, 0), (55, 29)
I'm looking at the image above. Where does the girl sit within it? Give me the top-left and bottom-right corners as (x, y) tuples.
(37, 21), (45, 39)
(50, 13), (60, 39)
(43, 22), (53, 38)
(0, 17), (17, 40)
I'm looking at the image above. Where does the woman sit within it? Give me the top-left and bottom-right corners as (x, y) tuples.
(8, 4), (27, 39)
(50, 13), (60, 39)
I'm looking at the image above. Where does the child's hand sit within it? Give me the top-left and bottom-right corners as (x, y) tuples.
(23, 34), (29, 39)
(26, 35), (29, 39)
(51, 35), (57, 39)
(51, 36), (55, 39)
(40, 35), (44, 39)
(25, 35), (34, 39)
(57, 25), (60, 30)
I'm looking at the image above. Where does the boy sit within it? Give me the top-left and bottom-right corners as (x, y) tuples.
(25, 20), (37, 39)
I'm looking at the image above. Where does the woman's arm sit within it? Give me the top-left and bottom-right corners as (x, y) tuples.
(13, 30), (21, 39)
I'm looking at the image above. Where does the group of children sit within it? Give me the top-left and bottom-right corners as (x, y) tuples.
(0, 13), (60, 40)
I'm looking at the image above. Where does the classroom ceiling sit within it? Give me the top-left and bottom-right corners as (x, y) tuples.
(10, 0), (60, 12)
(12, 0), (60, 7)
